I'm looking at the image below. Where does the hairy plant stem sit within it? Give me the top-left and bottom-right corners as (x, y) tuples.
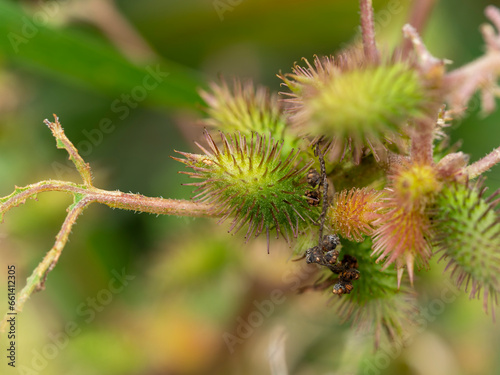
(442, 6), (500, 114)
(444, 51), (500, 112)
(401, 0), (438, 57)
(0, 180), (213, 219)
(465, 146), (500, 179)
(44, 117), (93, 186)
(402, 24), (444, 74)
(359, 0), (379, 63)
(0, 116), (213, 334)
(410, 107), (440, 165)
(315, 142), (329, 247)
(0, 198), (92, 334)
(0, 183), (212, 333)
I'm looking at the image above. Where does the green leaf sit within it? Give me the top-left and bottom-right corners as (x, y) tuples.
(0, 0), (205, 109)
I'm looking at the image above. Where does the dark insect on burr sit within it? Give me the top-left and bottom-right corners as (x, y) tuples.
(341, 254), (359, 270)
(340, 268), (360, 281)
(305, 189), (321, 206)
(301, 233), (360, 296)
(324, 250), (339, 265)
(332, 282), (345, 295)
(306, 168), (321, 188)
(322, 234), (340, 251)
(332, 280), (354, 295)
(343, 283), (354, 294)
(305, 246), (323, 264)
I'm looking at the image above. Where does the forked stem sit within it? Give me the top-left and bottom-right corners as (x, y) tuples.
(0, 116), (214, 334)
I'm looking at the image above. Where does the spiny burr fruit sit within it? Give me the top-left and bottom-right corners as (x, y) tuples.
(173, 131), (319, 248)
(333, 239), (417, 348)
(372, 161), (440, 286)
(200, 79), (286, 137)
(433, 181), (500, 317)
(279, 49), (441, 162)
(327, 187), (383, 242)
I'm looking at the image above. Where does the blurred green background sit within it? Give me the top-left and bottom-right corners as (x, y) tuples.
(1, 0), (500, 374)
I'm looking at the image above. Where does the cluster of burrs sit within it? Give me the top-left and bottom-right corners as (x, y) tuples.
(305, 234), (360, 295)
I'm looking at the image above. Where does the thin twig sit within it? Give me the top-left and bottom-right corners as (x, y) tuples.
(401, 0), (438, 58)
(315, 142), (328, 247)
(410, 109), (440, 165)
(0, 116), (218, 335)
(0, 180), (83, 221)
(92, 188), (213, 217)
(0, 181), (214, 334)
(359, 0), (379, 63)
(464, 146), (500, 179)
(1, 180), (213, 220)
(443, 52), (500, 113)
(402, 24), (445, 74)
(44, 115), (93, 186)
(442, 6), (500, 114)
(0, 197), (90, 332)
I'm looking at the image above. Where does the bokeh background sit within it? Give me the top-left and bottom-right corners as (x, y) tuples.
(1, 0), (500, 374)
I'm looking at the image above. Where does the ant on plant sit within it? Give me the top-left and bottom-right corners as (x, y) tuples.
(297, 140), (361, 295)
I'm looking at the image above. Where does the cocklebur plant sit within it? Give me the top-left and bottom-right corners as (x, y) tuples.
(4, 0), (500, 350)
(172, 130), (318, 248)
(433, 180), (500, 317)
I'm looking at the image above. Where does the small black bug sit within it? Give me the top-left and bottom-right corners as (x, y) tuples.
(306, 168), (321, 188)
(305, 246), (323, 264)
(305, 190), (321, 206)
(322, 234), (340, 251)
(340, 268), (360, 282)
(324, 250), (339, 265)
(301, 233), (360, 296)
